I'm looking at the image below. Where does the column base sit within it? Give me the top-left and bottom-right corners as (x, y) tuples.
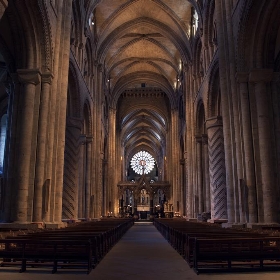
(187, 218), (198, 222)
(222, 223), (246, 229)
(44, 222), (67, 229)
(0, 222), (44, 230)
(207, 219), (228, 225)
(246, 223), (280, 229)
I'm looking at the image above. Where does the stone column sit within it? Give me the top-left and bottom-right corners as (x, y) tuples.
(53, 0), (73, 223)
(33, 72), (53, 222)
(236, 72), (257, 223)
(206, 116), (227, 221)
(195, 136), (203, 214)
(171, 109), (180, 213)
(85, 136), (92, 218)
(271, 73), (280, 220)
(14, 69), (41, 222)
(78, 134), (86, 218)
(108, 107), (116, 215)
(202, 134), (210, 212)
(215, 0), (235, 223)
(249, 69), (276, 223)
(186, 66), (195, 219)
(2, 78), (16, 222)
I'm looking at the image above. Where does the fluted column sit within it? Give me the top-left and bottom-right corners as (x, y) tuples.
(215, 0), (235, 223)
(108, 107), (116, 215)
(202, 134), (210, 212)
(236, 72), (257, 223)
(2, 78), (16, 222)
(186, 67), (195, 218)
(195, 136), (203, 214)
(14, 69), (41, 222)
(249, 69), (276, 223)
(78, 134), (86, 218)
(33, 72), (53, 222)
(206, 116), (227, 221)
(171, 109), (180, 212)
(271, 73), (280, 215)
(85, 136), (93, 218)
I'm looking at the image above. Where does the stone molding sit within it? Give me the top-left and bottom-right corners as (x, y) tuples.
(235, 72), (248, 83)
(41, 72), (54, 84)
(249, 69), (274, 83)
(17, 69), (41, 85)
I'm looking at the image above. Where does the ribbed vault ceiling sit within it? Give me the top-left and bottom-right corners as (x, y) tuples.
(93, 0), (194, 170)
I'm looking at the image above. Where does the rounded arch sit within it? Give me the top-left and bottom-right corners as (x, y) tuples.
(207, 60), (220, 118)
(196, 100), (206, 135)
(112, 71), (176, 109)
(236, 0), (280, 71)
(83, 100), (92, 136)
(5, 1), (53, 71)
(67, 61), (81, 118)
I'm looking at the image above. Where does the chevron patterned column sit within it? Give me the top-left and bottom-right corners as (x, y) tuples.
(206, 116), (227, 221)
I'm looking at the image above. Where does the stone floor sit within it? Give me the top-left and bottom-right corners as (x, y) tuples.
(1, 221), (280, 280)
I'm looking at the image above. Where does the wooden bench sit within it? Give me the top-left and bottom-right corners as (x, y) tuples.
(0, 238), (92, 274)
(0, 218), (134, 274)
(193, 237), (280, 274)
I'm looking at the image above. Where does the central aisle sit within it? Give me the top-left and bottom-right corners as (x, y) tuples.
(91, 221), (192, 279)
(90, 221), (280, 280)
(1, 221), (280, 280)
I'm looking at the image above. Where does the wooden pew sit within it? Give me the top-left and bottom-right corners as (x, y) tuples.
(193, 237), (280, 274)
(0, 238), (93, 274)
(0, 218), (134, 274)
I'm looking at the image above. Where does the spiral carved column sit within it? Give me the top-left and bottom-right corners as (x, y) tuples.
(206, 116), (227, 221)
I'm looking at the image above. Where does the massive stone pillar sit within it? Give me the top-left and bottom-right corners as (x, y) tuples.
(62, 118), (82, 220)
(171, 109), (180, 213)
(33, 72), (53, 222)
(249, 69), (276, 223)
(85, 136), (93, 218)
(236, 73), (258, 223)
(206, 116), (227, 221)
(14, 69), (41, 222)
(195, 136), (203, 214)
(215, 0), (235, 223)
(2, 78), (17, 222)
(78, 134), (86, 218)
(202, 134), (210, 212)
(108, 107), (117, 215)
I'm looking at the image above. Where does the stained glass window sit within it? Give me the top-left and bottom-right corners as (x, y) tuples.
(130, 151), (155, 175)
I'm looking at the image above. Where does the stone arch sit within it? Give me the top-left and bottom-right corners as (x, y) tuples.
(192, 37), (203, 79)
(236, 0), (280, 71)
(196, 100), (206, 135)
(207, 60), (220, 118)
(67, 62), (81, 118)
(4, 1), (53, 70)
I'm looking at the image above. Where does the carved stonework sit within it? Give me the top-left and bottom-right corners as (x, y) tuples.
(206, 116), (227, 220)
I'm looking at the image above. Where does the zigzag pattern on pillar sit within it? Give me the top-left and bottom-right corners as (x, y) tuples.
(62, 128), (80, 219)
(208, 126), (227, 220)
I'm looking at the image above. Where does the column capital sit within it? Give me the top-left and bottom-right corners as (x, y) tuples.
(17, 69), (41, 85)
(86, 136), (93, 143)
(201, 134), (208, 144)
(205, 116), (223, 129)
(235, 72), (248, 83)
(249, 69), (273, 83)
(41, 72), (54, 84)
(195, 135), (202, 143)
